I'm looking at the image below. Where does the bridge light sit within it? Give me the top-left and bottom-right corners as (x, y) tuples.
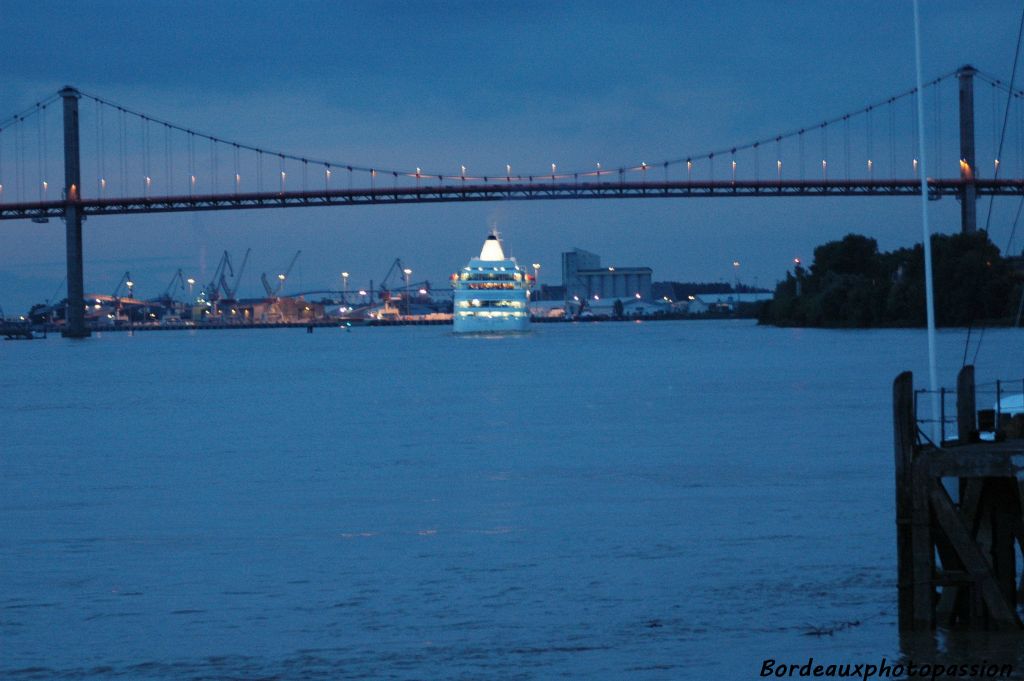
(278, 274), (286, 281)
(821, 159), (827, 179)
(913, 158), (919, 175)
(994, 158), (1000, 173)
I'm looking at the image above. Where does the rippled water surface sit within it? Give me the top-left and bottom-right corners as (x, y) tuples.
(2, 321), (1022, 679)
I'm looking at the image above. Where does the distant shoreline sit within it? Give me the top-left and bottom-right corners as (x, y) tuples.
(15, 311), (762, 336)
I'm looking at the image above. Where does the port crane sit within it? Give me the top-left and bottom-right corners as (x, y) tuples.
(258, 250), (301, 322)
(377, 258), (430, 300)
(218, 248), (250, 302)
(111, 271), (134, 299)
(205, 250), (248, 303)
(160, 269), (188, 303)
(261, 250), (301, 298)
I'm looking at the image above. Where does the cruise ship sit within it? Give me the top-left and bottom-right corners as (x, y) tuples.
(451, 233), (531, 333)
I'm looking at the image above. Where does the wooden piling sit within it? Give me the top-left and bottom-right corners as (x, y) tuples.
(894, 366), (1024, 631)
(894, 371), (916, 631)
(956, 365), (975, 443)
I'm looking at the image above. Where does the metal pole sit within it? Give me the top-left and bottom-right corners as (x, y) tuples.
(913, 1), (941, 443)
(60, 86), (89, 338)
(958, 65), (977, 233)
(996, 379), (1002, 433)
(940, 387), (946, 444)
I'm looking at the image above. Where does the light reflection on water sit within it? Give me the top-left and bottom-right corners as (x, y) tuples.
(1, 321), (1021, 679)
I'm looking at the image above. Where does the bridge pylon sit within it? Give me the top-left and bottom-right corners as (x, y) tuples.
(958, 64), (977, 234)
(59, 86), (89, 338)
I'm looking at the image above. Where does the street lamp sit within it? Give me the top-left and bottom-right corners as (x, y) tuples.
(125, 278), (134, 329)
(341, 271), (349, 305)
(403, 268), (412, 317)
(277, 273), (286, 295)
(186, 277), (195, 300)
(732, 260), (741, 308)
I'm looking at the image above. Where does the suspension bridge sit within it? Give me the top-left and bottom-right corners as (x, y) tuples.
(2, 64), (1024, 337)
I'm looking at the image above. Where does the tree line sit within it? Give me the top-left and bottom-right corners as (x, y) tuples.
(759, 232), (1023, 327)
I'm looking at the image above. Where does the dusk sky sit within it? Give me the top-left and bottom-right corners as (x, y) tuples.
(2, 1), (1023, 312)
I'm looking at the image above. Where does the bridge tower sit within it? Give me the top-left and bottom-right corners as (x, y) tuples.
(60, 86), (89, 338)
(958, 65), (977, 234)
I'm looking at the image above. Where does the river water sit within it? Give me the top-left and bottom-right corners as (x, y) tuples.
(2, 320), (1022, 679)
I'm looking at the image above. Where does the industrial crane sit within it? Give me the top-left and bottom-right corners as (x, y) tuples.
(261, 250), (301, 298)
(112, 271), (134, 299)
(204, 251), (237, 303)
(377, 257), (430, 300)
(218, 248), (250, 302)
(160, 269), (187, 304)
(256, 250), (302, 323)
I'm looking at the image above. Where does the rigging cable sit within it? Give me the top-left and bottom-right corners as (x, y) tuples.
(36, 105), (42, 200)
(971, 1), (1024, 361)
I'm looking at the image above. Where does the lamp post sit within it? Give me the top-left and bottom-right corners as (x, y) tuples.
(341, 271), (349, 306)
(186, 277), (195, 301)
(732, 260), (740, 308)
(125, 278), (134, 330)
(403, 268), (412, 317)
(277, 273), (286, 294)
(532, 263), (540, 300)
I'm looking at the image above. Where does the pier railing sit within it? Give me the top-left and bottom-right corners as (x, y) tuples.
(913, 375), (1024, 445)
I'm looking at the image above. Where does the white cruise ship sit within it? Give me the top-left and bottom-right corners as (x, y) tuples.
(451, 233), (531, 333)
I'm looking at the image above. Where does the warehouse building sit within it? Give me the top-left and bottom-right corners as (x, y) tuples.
(561, 248), (652, 301)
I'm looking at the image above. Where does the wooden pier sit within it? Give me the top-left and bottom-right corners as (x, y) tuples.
(895, 365), (1024, 630)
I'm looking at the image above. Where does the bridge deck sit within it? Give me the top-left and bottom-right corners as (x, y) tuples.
(2, 178), (1022, 220)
